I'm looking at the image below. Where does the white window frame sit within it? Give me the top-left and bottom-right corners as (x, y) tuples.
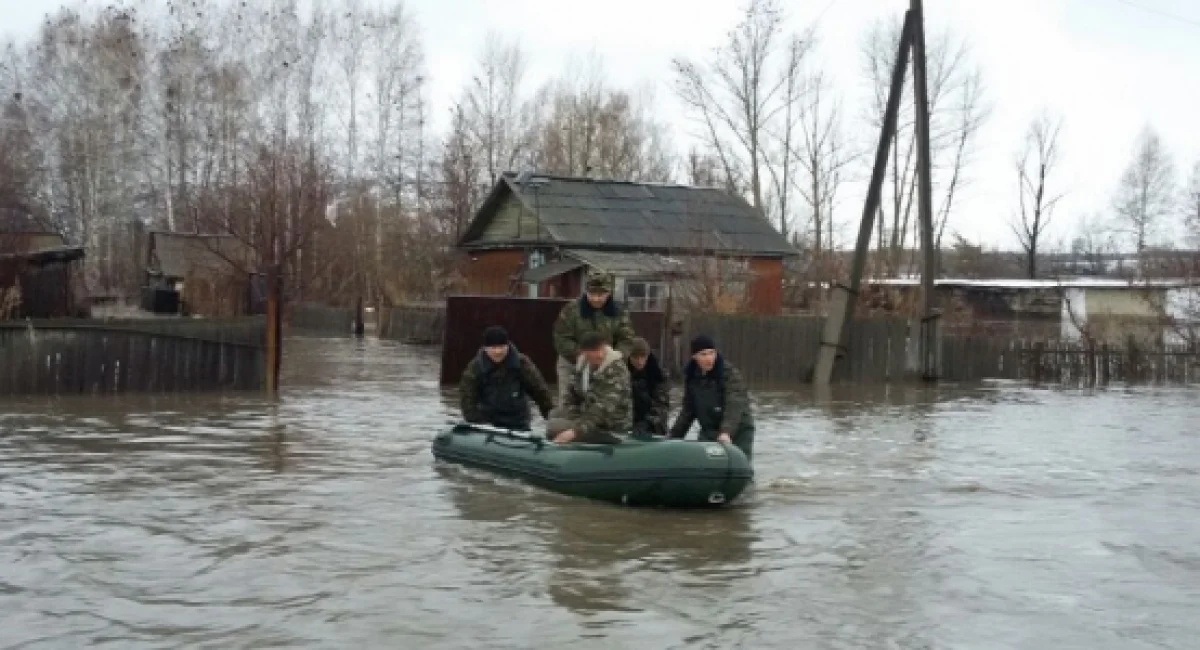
(624, 280), (669, 312)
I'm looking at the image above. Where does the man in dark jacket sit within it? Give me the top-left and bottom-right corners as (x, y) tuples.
(460, 326), (554, 431)
(668, 334), (756, 460)
(627, 337), (669, 436)
(551, 270), (636, 404)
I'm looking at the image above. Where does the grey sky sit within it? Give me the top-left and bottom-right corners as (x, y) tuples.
(2, 0), (1198, 250)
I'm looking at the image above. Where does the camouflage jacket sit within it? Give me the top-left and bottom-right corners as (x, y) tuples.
(460, 346), (555, 428)
(563, 347), (633, 437)
(552, 296), (637, 363)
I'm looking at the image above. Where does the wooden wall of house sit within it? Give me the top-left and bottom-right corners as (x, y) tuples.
(747, 257), (784, 315)
(474, 194), (539, 243)
(0, 259), (77, 319)
(182, 272), (253, 317)
(461, 249), (524, 295)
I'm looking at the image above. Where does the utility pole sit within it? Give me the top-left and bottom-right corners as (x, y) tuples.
(909, 0), (941, 381)
(814, 0), (941, 384)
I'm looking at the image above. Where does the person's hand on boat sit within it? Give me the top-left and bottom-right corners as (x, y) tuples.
(717, 432), (732, 445)
(554, 430), (577, 444)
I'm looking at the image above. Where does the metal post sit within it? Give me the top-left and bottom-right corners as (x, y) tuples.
(910, 0), (941, 381)
(813, 10), (916, 385)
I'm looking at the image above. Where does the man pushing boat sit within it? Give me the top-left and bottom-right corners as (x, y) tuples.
(459, 326), (555, 431)
(546, 332), (632, 445)
(669, 335), (756, 461)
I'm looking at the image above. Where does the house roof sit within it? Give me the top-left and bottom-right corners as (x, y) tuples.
(0, 246), (85, 266)
(520, 258), (584, 284)
(458, 174), (797, 257)
(148, 232), (256, 278)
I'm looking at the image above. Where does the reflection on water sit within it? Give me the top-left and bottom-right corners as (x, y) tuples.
(1, 337), (1199, 648)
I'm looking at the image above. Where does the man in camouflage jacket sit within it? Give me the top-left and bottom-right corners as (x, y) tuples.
(552, 270), (636, 404)
(546, 332), (632, 444)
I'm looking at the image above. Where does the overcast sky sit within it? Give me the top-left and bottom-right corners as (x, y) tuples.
(2, 0), (1198, 250)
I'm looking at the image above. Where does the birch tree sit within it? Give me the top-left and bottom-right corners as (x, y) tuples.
(1010, 111), (1065, 279)
(1113, 126), (1175, 256)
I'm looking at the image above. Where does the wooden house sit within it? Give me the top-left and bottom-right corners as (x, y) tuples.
(456, 174), (798, 315)
(144, 231), (262, 317)
(0, 206), (85, 319)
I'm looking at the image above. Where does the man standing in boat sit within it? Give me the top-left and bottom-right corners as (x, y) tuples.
(459, 326), (555, 431)
(669, 335), (756, 460)
(627, 337), (669, 436)
(546, 332), (632, 445)
(551, 270), (636, 405)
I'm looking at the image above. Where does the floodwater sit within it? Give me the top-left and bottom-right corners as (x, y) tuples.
(1, 337), (1198, 649)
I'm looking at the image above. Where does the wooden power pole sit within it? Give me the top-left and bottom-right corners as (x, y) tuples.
(814, 0), (941, 384)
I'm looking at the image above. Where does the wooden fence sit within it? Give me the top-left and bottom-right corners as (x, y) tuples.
(381, 304), (444, 344)
(289, 302), (354, 335)
(0, 319), (266, 396)
(685, 314), (1200, 385)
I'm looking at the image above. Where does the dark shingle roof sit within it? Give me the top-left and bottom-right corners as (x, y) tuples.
(148, 232), (256, 278)
(459, 175), (797, 257)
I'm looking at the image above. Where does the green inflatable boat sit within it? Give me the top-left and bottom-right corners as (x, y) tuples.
(432, 423), (754, 508)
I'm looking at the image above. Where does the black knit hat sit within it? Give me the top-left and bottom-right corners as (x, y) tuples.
(482, 326), (509, 347)
(690, 334), (716, 355)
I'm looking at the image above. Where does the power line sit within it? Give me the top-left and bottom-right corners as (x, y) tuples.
(1111, 0), (1200, 29)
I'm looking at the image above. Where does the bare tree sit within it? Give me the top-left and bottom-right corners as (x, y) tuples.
(461, 32), (528, 185)
(1114, 126), (1175, 257)
(672, 0), (813, 235)
(1184, 160), (1200, 247)
(1010, 111), (1065, 279)
(792, 70), (852, 271)
(860, 17), (989, 275)
(528, 57), (673, 182)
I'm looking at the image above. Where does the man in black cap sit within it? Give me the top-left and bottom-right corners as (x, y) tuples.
(668, 334), (756, 460)
(459, 326), (555, 431)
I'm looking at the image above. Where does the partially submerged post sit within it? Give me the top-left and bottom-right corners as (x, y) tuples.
(814, 9), (916, 384)
(814, 0), (941, 384)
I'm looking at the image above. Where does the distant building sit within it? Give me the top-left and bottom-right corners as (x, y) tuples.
(144, 231), (263, 317)
(866, 276), (1199, 344)
(456, 173), (798, 314)
(0, 206), (85, 319)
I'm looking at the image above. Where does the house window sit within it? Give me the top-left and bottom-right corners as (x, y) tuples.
(625, 281), (669, 312)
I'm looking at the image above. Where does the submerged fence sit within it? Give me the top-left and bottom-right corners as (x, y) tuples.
(381, 297), (1199, 386)
(289, 302), (355, 335)
(0, 318), (266, 396)
(690, 314), (1199, 385)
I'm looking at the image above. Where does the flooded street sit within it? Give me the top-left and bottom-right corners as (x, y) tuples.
(2, 337), (1198, 649)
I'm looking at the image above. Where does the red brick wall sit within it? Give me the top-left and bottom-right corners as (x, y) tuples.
(747, 257), (784, 314)
(460, 249), (523, 295)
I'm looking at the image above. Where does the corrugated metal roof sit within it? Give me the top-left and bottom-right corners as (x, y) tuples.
(460, 176), (797, 257)
(520, 258), (583, 283)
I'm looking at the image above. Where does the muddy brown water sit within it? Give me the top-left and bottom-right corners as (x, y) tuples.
(1, 337), (1198, 649)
